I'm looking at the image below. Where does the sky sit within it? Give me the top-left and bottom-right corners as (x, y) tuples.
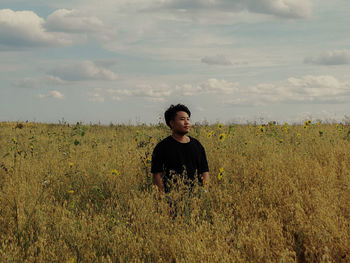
(1, 0), (350, 124)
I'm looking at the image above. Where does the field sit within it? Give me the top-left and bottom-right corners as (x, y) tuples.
(0, 121), (349, 262)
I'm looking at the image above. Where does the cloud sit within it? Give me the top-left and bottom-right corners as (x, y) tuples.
(46, 9), (104, 33)
(107, 84), (172, 101)
(14, 75), (66, 88)
(37, 90), (64, 99)
(156, 0), (313, 19)
(87, 90), (105, 102)
(48, 60), (118, 81)
(0, 8), (114, 50)
(175, 79), (239, 95)
(86, 78), (239, 103)
(0, 9), (71, 48)
(45, 9), (115, 41)
(201, 55), (232, 65)
(304, 50), (350, 65)
(233, 75), (350, 106)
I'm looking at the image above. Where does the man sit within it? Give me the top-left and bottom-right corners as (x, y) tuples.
(151, 104), (210, 193)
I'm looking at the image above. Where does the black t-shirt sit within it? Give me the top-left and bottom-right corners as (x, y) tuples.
(151, 135), (209, 192)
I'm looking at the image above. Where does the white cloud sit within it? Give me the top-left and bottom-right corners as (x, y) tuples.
(46, 9), (104, 33)
(48, 60), (118, 81)
(201, 55), (232, 65)
(87, 90), (105, 102)
(45, 9), (115, 41)
(0, 9), (71, 48)
(175, 78), (239, 95)
(107, 84), (172, 99)
(304, 50), (350, 65)
(0, 8), (114, 50)
(156, 0), (313, 19)
(232, 75), (350, 106)
(14, 75), (66, 88)
(37, 90), (64, 99)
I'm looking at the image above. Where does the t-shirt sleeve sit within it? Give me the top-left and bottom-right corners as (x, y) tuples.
(199, 143), (209, 174)
(151, 143), (164, 173)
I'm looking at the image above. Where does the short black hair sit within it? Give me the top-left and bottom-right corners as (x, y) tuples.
(164, 104), (191, 129)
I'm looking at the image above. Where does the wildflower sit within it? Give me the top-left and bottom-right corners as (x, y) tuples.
(12, 138), (17, 144)
(283, 122), (288, 127)
(319, 131), (323, 136)
(218, 133), (226, 142)
(303, 125), (308, 130)
(111, 169), (120, 176)
(297, 133), (301, 138)
(30, 145), (34, 150)
(114, 133), (117, 137)
(258, 125), (265, 133)
(207, 131), (214, 138)
(284, 127), (288, 133)
(279, 139), (284, 143)
(217, 123), (222, 129)
(69, 162), (74, 168)
(67, 257), (76, 263)
(317, 121), (321, 126)
(67, 190), (74, 195)
(144, 157), (151, 167)
(249, 124), (252, 129)
(307, 120), (311, 125)
(218, 168), (224, 180)
(29, 122), (33, 127)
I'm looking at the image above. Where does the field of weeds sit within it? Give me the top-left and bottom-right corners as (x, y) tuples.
(0, 121), (349, 262)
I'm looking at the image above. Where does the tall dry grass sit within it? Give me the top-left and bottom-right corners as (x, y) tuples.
(0, 121), (349, 262)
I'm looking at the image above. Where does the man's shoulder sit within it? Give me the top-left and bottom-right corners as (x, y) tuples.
(154, 135), (172, 149)
(189, 136), (202, 145)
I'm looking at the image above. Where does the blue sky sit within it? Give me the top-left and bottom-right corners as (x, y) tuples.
(1, 0), (350, 124)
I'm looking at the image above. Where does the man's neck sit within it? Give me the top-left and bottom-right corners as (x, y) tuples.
(172, 132), (190, 143)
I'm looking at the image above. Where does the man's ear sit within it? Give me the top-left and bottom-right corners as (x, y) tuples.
(170, 119), (174, 129)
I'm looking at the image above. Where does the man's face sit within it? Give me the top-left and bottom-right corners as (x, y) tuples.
(170, 111), (191, 134)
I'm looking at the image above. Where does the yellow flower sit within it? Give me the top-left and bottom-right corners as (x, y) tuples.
(217, 123), (222, 129)
(248, 124), (252, 129)
(303, 125), (308, 130)
(317, 121), (321, 126)
(258, 125), (265, 133)
(284, 127), (288, 133)
(67, 257), (76, 263)
(68, 190), (74, 195)
(69, 162), (74, 168)
(207, 131), (214, 138)
(111, 169), (120, 176)
(114, 133), (117, 137)
(297, 133), (301, 138)
(30, 145), (34, 150)
(279, 139), (284, 143)
(144, 157), (151, 167)
(307, 120), (311, 125)
(283, 122), (288, 127)
(218, 168), (224, 180)
(218, 133), (226, 142)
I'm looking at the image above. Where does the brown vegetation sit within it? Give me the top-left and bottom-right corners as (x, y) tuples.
(0, 121), (349, 262)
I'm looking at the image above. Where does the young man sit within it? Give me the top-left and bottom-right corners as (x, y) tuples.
(151, 104), (210, 193)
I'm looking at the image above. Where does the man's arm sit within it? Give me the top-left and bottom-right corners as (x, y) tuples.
(152, 172), (164, 193)
(201, 171), (210, 187)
